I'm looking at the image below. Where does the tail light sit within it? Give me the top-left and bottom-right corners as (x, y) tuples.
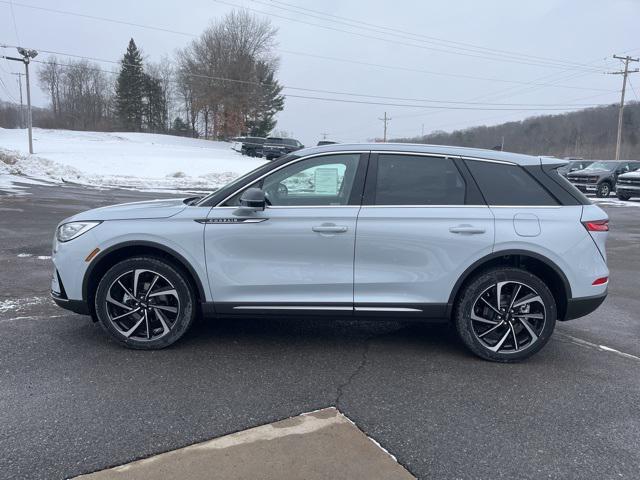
(583, 219), (609, 232)
(592, 277), (608, 286)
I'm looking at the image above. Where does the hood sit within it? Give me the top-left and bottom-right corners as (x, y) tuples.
(619, 170), (640, 179)
(568, 168), (608, 176)
(68, 198), (189, 222)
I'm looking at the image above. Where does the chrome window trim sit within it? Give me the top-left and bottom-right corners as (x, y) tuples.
(216, 151), (368, 208)
(360, 205), (487, 208)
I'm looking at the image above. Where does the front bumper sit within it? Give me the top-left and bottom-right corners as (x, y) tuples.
(570, 183), (598, 192)
(616, 185), (640, 196)
(51, 292), (90, 315)
(563, 292), (607, 320)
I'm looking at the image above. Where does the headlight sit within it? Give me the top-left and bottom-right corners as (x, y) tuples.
(56, 221), (101, 242)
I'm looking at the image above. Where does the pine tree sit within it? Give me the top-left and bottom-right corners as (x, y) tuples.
(115, 39), (145, 131)
(246, 61), (284, 137)
(142, 73), (166, 133)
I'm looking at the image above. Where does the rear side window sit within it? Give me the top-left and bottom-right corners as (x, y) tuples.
(375, 154), (465, 205)
(466, 160), (558, 206)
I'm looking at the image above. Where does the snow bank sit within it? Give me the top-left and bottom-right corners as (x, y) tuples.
(0, 128), (266, 193)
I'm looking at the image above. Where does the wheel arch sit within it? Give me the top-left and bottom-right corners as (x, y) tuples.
(82, 241), (207, 318)
(447, 249), (572, 321)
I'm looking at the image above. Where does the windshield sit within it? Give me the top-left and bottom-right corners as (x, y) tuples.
(584, 161), (617, 171)
(283, 139), (298, 146)
(266, 138), (284, 145)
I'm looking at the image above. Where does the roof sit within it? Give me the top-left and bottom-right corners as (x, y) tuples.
(294, 142), (558, 166)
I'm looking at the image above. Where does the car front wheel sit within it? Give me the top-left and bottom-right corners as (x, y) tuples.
(94, 256), (196, 349)
(596, 182), (611, 197)
(453, 268), (557, 362)
(617, 193), (630, 201)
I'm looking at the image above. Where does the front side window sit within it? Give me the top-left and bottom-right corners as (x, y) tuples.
(374, 154), (466, 205)
(225, 153), (361, 206)
(465, 160), (558, 206)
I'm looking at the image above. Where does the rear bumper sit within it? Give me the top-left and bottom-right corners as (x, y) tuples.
(563, 292), (607, 321)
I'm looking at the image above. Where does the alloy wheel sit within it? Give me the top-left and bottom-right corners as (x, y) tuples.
(470, 281), (546, 354)
(105, 269), (181, 341)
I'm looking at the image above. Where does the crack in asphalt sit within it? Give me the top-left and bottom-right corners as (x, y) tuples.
(335, 337), (372, 409)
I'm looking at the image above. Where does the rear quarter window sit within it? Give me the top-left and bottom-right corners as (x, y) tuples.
(465, 160), (558, 206)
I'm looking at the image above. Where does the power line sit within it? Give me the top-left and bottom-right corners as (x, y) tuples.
(24, 53), (610, 108)
(213, 0), (604, 73)
(8, 0), (21, 45)
(258, 0), (604, 72)
(0, 1), (194, 37)
(0, 1), (614, 93)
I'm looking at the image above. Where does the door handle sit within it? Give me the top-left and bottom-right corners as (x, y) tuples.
(312, 224), (348, 234)
(449, 224), (486, 234)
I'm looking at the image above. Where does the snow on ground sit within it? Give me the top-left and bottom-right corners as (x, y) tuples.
(590, 197), (640, 208)
(0, 128), (266, 194)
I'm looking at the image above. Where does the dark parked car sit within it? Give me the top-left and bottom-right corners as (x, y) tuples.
(263, 137), (304, 160)
(616, 168), (640, 200)
(567, 160), (640, 197)
(317, 140), (338, 146)
(557, 160), (593, 178)
(240, 137), (265, 157)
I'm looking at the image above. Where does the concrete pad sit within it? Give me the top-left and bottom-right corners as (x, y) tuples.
(74, 408), (415, 480)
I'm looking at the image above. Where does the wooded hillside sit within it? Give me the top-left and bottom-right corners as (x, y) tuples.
(392, 102), (640, 160)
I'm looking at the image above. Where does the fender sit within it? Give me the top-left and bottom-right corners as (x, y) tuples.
(81, 240), (208, 303)
(446, 249), (572, 317)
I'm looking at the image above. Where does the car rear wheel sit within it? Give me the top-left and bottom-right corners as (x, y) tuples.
(94, 256), (196, 349)
(596, 182), (611, 197)
(453, 267), (557, 362)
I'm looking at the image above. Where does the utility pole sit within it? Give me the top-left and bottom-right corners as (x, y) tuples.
(321, 132), (329, 140)
(2, 47), (37, 154)
(378, 112), (391, 142)
(609, 55), (639, 160)
(11, 72), (24, 128)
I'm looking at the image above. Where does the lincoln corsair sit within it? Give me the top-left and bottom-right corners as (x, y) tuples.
(51, 144), (609, 362)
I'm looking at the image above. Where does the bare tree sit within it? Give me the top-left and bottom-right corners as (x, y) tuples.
(175, 9), (284, 139)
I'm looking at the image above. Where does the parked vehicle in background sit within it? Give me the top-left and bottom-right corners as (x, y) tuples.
(51, 143), (609, 362)
(317, 140), (338, 146)
(263, 137), (304, 160)
(615, 168), (640, 200)
(557, 160), (593, 177)
(231, 137), (245, 152)
(567, 160), (640, 197)
(240, 137), (265, 157)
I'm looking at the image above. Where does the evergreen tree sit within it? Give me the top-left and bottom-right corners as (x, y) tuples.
(246, 61), (284, 137)
(142, 73), (166, 133)
(115, 39), (145, 131)
(171, 117), (189, 136)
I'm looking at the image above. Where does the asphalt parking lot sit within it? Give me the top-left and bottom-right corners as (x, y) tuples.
(1, 181), (639, 479)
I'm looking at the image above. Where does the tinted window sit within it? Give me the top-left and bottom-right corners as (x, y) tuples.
(266, 138), (284, 145)
(225, 154), (360, 206)
(374, 154), (465, 205)
(466, 161), (558, 206)
(283, 139), (299, 147)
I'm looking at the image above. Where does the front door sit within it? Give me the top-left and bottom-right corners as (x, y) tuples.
(204, 152), (368, 314)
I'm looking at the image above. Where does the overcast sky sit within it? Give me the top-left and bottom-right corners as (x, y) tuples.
(1, 0), (638, 146)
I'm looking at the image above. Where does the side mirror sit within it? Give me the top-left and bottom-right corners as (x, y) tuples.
(233, 188), (266, 216)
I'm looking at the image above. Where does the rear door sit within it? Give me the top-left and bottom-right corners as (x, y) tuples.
(353, 152), (494, 317)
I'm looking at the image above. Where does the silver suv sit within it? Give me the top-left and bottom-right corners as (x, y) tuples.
(51, 144), (609, 362)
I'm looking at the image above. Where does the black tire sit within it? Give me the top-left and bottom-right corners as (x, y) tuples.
(617, 193), (631, 201)
(596, 182), (611, 198)
(94, 256), (196, 349)
(453, 267), (557, 362)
